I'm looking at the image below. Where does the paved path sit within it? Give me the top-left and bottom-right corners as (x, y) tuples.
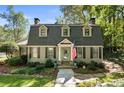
(103, 60), (123, 73)
(55, 69), (76, 87)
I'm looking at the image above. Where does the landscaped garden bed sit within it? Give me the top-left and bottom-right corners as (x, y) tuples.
(0, 56), (58, 87)
(73, 60), (108, 74)
(0, 56), (58, 76)
(76, 72), (124, 87)
(104, 51), (124, 68)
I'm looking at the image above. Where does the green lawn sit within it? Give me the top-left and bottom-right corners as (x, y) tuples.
(0, 75), (55, 87)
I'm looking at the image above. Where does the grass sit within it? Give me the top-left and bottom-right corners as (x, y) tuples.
(0, 74), (55, 87)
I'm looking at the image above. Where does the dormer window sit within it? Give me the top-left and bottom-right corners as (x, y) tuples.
(39, 25), (47, 37)
(61, 25), (70, 37)
(83, 26), (92, 37)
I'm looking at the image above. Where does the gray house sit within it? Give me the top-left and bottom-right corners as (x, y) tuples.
(19, 18), (103, 65)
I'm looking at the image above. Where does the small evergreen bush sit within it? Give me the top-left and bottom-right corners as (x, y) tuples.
(76, 61), (87, 68)
(27, 62), (41, 67)
(20, 55), (27, 65)
(45, 59), (54, 68)
(6, 56), (23, 66)
(87, 61), (105, 70)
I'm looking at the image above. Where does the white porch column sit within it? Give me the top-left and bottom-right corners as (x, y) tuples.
(58, 46), (61, 61)
(71, 44), (73, 61)
(101, 47), (103, 62)
(27, 46), (29, 62)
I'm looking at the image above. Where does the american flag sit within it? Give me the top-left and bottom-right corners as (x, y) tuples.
(72, 43), (77, 60)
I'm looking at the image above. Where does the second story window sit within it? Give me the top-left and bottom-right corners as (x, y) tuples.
(83, 26), (92, 37)
(61, 25), (70, 37)
(39, 25), (47, 37)
(85, 28), (90, 36)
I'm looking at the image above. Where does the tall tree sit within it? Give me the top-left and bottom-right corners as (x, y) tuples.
(0, 6), (28, 42)
(59, 5), (124, 52)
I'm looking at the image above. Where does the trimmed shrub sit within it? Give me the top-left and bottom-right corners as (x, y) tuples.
(87, 61), (105, 70)
(75, 61), (87, 68)
(6, 56), (23, 66)
(35, 65), (45, 70)
(97, 62), (105, 69)
(45, 59), (54, 68)
(20, 55), (27, 65)
(27, 62), (41, 67)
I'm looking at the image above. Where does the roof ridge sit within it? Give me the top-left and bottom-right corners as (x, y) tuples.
(31, 24), (99, 26)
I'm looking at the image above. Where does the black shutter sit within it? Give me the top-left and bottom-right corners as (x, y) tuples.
(26, 47), (28, 56)
(19, 47), (21, 56)
(54, 47), (56, 58)
(29, 47), (32, 58)
(83, 47), (85, 58)
(90, 47), (93, 58)
(99, 47), (101, 59)
(45, 47), (48, 58)
(38, 47), (40, 58)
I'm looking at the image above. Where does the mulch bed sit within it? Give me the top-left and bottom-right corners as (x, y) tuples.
(73, 68), (108, 74)
(40, 69), (58, 77)
(0, 64), (19, 74)
(0, 64), (58, 77)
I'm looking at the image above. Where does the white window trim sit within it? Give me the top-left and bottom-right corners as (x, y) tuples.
(61, 25), (70, 37)
(47, 47), (54, 58)
(83, 26), (92, 37)
(39, 25), (48, 37)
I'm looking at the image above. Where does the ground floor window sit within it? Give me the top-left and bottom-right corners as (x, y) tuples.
(32, 47), (38, 58)
(77, 47), (85, 58)
(77, 47), (82, 58)
(91, 47), (99, 58)
(46, 47), (56, 58)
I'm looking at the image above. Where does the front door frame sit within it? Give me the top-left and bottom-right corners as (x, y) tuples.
(58, 39), (73, 62)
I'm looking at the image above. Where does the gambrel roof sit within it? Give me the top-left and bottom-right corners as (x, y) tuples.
(27, 24), (103, 46)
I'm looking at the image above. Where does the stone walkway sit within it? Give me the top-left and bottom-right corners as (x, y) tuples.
(103, 60), (123, 73)
(55, 60), (124, 87)
(55, 69), (76, 87)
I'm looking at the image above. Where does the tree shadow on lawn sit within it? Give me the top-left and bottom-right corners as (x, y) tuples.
(0, 75), (55, 87)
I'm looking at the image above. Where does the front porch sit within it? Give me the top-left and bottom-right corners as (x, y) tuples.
(58, 39), (74, 61)
(57, 39), (74, 66)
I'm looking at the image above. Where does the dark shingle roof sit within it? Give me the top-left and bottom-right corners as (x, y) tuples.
(27, 24), (103, 46)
